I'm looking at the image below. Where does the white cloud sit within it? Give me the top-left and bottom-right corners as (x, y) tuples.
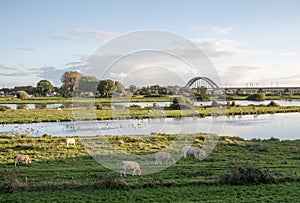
(193, 38), (256, 58)
(109, 72), (128, 79)
(0, 64), (34, 77)
(220, 65), (263, 86)
(52, 29), (116, 42)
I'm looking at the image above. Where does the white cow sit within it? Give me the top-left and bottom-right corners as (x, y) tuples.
(57, 107), (62, 111)
(155, 151), (175, 165)
(120, 161), (141, 177)
(182, 146), (206, 160)
(66, 138), (76, 147)
(14, 154), (31, 167)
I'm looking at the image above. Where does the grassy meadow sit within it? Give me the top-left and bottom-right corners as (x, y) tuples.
(0, 134), (299, 202)
(0, 97), (300, 202)
(1, 103), (300, 124)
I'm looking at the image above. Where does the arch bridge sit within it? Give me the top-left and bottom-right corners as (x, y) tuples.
(185, 77), (219, 89)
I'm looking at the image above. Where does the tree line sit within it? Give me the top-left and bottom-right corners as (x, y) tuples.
(0, 71), (213, 100)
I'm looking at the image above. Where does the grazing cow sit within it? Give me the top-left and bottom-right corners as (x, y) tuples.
(155, 151), (175, 165)
(182, 146), (206, 160)
(66, 138), (76, 147)
(14, 154), (31, 167)
(57, 107), (62, 111)
(120, 161), (141, 177)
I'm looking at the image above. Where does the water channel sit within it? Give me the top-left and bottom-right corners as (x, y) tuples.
(2, 99), (300, 109)
(1, 112), (299, 140)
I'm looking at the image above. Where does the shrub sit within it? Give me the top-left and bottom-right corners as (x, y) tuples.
(170, 96), (194, 110)
(130, 104), (142, 109)
(95, 174), (128, 189)
(267, 100), (279, 107)
(230, 101), (236, 107)
(96, 104), (103, 110)
(1, 169), (23, 193)
(16, 91), (29, 100)
(267, 137), (280, 142)
(219, 163), (276, 185)
(247, 93), (266, 101)
(42, 133), (52, 138)
(247, 143), (268, 152)
(0, 105), (11, 111)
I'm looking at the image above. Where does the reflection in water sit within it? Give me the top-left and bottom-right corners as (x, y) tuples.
(0, 113), (300, 140)
(2, 99), (300, 110)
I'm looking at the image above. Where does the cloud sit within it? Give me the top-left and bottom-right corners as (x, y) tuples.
(273, 74), (300, 86)
(37, 62), (88, 86)
(51, 35), (81, 42)
(109, 72), (128, 79)
(193, 38), (256, 58)
(210, 26), (234, 35)
(277, 52), (296, 57)
(220, 65), (263, 86)
(71, 28), (116, 40)
(0, 64), (35, 77)
(52, 28), (116, 42)
(17, 48), (37, 51)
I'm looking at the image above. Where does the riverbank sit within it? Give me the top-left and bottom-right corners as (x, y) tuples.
(1, 95), (300, 104)
(1, 105), (300, 124)
(0, 135), (299, 202)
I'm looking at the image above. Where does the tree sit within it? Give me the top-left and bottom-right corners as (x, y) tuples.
(128, 85), (137, 94)
(13, 86), (36, 95)
(170, 96), (194, 110)
(77, 76), (99, 96)
(114, 81), (125, 95)
(97, 79), (116, 97)
(60, 71), (82, 97)
(36, 80), (54, 96)
(196, 86), (210, 101)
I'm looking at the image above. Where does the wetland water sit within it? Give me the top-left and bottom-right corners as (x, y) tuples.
(1, 112), (299, 140)
(2, 99), (300, 109)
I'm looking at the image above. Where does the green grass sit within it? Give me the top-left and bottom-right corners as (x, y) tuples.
(0, 135), (299, 202)
(1, 104), (300, 124)
(0, 96), (174, 104)
(1, 182), (299, 202)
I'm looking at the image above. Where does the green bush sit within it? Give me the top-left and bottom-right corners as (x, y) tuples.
(267, 100), (279, 107)
(219, 163), (276, 185)
(16, 91), (29, 100)
(170, 96), (194, 110)
(94, 174), (128, 189)
(1, 169), (23, 193)
(247, 93), (266, 101)
(96, 104), (103, 110)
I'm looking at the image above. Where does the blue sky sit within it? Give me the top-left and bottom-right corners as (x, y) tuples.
(1, 0), (300, 87)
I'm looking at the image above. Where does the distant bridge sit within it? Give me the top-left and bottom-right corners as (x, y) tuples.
(185, 77), (300, 93)
(185, 77), (219, 89)
(224, 87), (300, 93)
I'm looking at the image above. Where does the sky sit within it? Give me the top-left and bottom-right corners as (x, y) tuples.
(1, 0), (300, 88)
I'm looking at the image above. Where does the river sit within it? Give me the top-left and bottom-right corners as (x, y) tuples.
(2, 99), (300, 109)
(1, 112), (299, 140)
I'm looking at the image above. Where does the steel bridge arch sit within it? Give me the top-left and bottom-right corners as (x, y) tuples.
(185, 77), (219, 89)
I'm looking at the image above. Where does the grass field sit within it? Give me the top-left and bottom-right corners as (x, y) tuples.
(0, 134), (299, 202)
(1, 104), (300, 124)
